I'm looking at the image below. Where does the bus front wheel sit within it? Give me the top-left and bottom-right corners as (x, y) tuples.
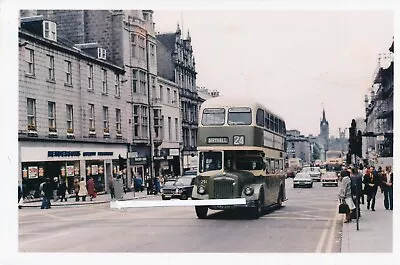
(195, 206), (208, 219)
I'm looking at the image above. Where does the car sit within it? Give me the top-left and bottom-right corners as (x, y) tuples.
(293, 172), (313, 188)
(301, 166), (322, 182)
(321, 171), (339, 187)
(161, 175), (196, 200)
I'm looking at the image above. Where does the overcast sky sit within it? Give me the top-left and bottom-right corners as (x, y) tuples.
(153, 10), (393, 137)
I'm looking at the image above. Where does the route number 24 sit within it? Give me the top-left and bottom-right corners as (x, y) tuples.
(233, 135), (245, 145)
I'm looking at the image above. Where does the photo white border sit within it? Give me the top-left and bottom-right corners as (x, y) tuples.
(0, 0), (398, 265)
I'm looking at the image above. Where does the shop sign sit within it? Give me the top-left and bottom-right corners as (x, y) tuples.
(28, 166), (38, 178)
(134, 157), (147, 162)
(169, 149), (180, 156)
(67, 165), (75, 176)
(61, 166), (66, 177)
(153, 156), (164, 160)
(48, 151), (114, 157)
(92, 165), (99, 175)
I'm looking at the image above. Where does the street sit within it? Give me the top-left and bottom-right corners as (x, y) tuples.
(18, 178), (343, 253)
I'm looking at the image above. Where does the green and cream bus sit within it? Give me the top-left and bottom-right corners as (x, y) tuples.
(192, 96), (287, 219)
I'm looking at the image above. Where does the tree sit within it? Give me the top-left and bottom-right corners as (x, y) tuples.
(312, 144), (321, 161)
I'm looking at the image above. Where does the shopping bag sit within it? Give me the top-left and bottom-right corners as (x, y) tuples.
(339, 201), (350, 214)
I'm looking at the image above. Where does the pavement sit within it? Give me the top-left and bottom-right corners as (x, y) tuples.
(340, 191), (393, 253)
(20, 191), (156, 208)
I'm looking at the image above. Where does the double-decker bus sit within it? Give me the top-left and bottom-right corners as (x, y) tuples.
(325, 150), (344, 172)
(192, 96), (287, 219)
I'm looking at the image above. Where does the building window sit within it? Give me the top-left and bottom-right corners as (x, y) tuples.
(141, 105), (148, 138)
(116, 108), (121, 134)
(151, 76), (156, 98)
(102, 69), (108, 94)
(89, 104), (95, 131)
(103, 106), (109, 133)
(48, 101), (56, 131)
(150, 43), (155, 65)
(88, 64), (94, 90)
(66, 104), (74, 133)
(131, 33), (136, 58)
(159, 85), (163, 102)
(175, 118), (179, 141)
(43, 21), (57, 41)
(138, 36), (145, 60)
(25, 48), (35, 75)
(133, 105), (139, 137)
(173, 90), (177, 104)
(168, 117), (172, 141)
(65, 60), (72, 85)
(139, 70), (147, 95)
(191, 129), (196, 148)
(161, 115), (165, 140)
(167, 88), (171, 104)
(154, 109), (161, 139)
(114, 73), (120, 97)
(27, 98), (36, 130)
(132, 69), (137, 93)
(47, 55), (55, 81)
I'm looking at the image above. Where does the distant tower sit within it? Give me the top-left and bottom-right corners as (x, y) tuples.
(319, 108), (330, 152)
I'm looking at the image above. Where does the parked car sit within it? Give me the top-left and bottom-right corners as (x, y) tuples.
(160, 180), (176, 193)
(293, 172), (313, 188)
(321, 171), (339, 187)
(301, 166), (322, 182)
(161, 175), (196, 200)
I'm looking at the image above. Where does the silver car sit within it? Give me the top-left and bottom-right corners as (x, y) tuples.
(321, 171), (339, 187)
(301, 167), (322, 182)
(293, 172), (313, 188)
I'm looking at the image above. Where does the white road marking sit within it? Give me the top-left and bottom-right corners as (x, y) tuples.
(315, 218), (330, 252)
(325, 207), (341, 253)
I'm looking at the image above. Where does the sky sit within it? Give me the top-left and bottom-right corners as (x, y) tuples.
(153, 10), (393, 137)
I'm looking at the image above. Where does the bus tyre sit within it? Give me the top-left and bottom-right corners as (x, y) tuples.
(180, 193), (188, 200)
(195, 206), (208, 219)
(250, 191), (264, 219)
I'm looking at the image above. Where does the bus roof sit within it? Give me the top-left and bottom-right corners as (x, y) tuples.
(200, 96), (285, 121)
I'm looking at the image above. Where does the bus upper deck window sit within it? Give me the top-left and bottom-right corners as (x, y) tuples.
(201, 108), (225, 126)
(228, 107), (252, 125)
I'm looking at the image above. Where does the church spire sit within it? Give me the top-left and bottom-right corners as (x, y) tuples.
(322, 108), (326, 122)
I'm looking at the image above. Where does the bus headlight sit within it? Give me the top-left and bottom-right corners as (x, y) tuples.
(197, 185), (206, 194)
(244, 187), (254, 196)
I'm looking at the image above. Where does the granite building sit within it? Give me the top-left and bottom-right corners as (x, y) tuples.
(156, 25), (198, 171)
(18, 15), (128, 197)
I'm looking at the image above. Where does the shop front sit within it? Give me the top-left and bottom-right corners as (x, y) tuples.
(19, 141), (128, 198)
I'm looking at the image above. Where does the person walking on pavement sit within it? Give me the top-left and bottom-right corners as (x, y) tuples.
(41, 178), (53, 209)
(364, 166), (380, 211)
(74, 178), (80, 201)
(78, 177), (88, 201)
(146, 176), (152, 195)
(57, 178), (67, 202)
(109, 177), (116, 199)
(350, 167), (362, 218)
(87, 177), (96, 201)
(382, 167), (393, 210)
(339, 170), (355, 223)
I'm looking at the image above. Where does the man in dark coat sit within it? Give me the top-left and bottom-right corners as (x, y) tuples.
(41, 178), (53, 209)
(382, 167), (393, 210)
(57, 179), (67, 202)
(364, 166), (380, 211)
(350, 168), (362, 218)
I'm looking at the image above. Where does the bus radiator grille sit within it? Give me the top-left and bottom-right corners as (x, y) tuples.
(213, 179), (235, 199)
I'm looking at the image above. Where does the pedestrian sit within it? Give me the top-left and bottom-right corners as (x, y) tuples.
(146, 176), (152, 195)
(382, 166), (393, 210)
(338, 170), (355, 223)
(350, 167), (362, 218)
(41, 178), (53, 209)
(109, 177), (115, 199)
(18, 184), (22, 209)
(87, 177), (96, 201)
(78, 177), (88, 201)
(364, 166), (380, 211)
(74, 178), (80, 201)
(57, 178), (67, 202)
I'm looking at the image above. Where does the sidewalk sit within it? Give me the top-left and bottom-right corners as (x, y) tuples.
(341, 191), (393, 253)
(20, 191), (156, 208)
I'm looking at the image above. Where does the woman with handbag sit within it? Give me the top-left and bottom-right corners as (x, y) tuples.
(338, 170), (355, 223)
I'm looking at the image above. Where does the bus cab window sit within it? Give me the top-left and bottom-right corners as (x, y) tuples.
(199, 151), (223, 172)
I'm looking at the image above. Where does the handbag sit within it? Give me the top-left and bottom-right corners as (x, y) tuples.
(339, 200), (350, 214)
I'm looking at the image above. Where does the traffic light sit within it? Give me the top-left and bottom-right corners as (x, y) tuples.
(346, 152), (351, 165)
(355, 130), (362, 158)
(349, 119), (357, 155)
(118, 154), (126, 170)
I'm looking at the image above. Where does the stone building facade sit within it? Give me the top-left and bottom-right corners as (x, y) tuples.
(18, 15), (128, 197)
